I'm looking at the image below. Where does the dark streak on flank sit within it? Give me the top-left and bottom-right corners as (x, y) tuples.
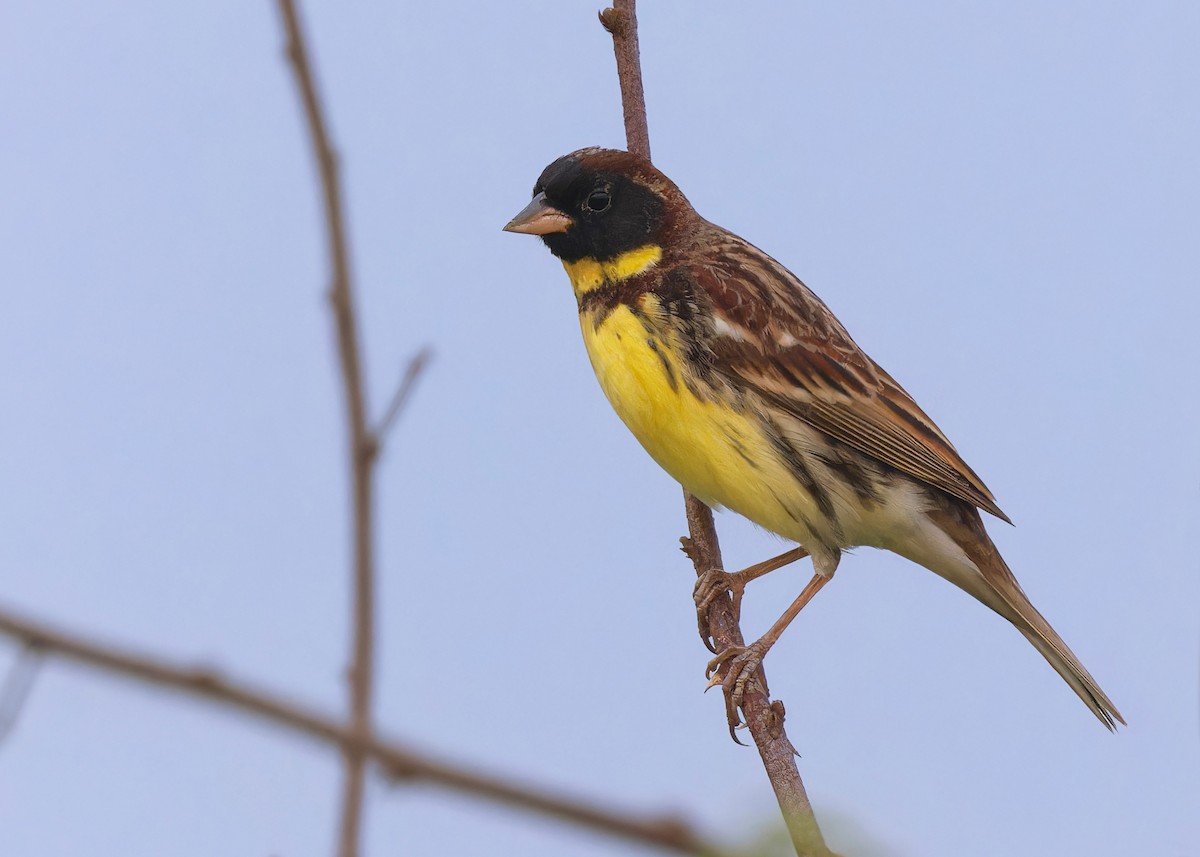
(762, 416), (841, 538)
(646, 338), (678, 392)
(765, 484), (817, 539)
(726, 432), (759, 469)
(815, 443), (882, 506)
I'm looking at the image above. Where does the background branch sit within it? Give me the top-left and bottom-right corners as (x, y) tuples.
(0, 604), (728, 856)
(0, 4), (755, 854)
(375, 347), (433, 447)
(274, 3), (377, 856)
(600, 4), (835, 855)
(0, 5), (826, 855)
(0, 643), (42, 748)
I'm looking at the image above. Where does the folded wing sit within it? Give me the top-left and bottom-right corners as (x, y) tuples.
(684, 233), (1010, 522)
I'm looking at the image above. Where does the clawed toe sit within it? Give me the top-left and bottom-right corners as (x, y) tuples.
(694, 569), (743, 651)
(705, 642), (767, 729)
(692, 547), (810, 651)
(692, 556), (825, 741)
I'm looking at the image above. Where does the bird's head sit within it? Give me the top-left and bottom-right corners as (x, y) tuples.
(503, 147), (692, 264)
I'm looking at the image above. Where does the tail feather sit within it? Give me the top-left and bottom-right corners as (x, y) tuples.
(925, 502), (1125, 730)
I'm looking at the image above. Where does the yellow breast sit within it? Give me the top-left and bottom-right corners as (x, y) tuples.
(565, 249), (816, 542)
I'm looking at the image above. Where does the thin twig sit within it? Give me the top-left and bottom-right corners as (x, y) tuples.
(0, 644), (42, 748)
(274, 3), (375, 856)
(599, 2), (652, 161)
(0, 605), (728, 855)
(600, 6), (835, 855)
(374, 347), (433, 447)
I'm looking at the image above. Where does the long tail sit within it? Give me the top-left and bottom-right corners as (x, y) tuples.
(924, 501), (1125, 730)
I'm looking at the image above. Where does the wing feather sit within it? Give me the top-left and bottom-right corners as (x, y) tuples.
(683, 232), (1010, 522)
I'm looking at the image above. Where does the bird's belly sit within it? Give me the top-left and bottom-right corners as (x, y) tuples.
(580, 305), (818, 543)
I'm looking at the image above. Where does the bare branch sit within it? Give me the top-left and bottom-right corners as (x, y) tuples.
(601, 5), (836, 855)
(0, 604), (728, 855)
(374, 346), (433, 448)
(684, 500), (833, 856)
(0, 644), (42, 748)
(599, 2), (651, 160)
(273, 2), (375, 855)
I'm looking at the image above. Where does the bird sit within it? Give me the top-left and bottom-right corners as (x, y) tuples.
(503, 146), (1123, 730)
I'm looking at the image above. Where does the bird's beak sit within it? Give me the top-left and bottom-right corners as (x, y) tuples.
(503, 192), (572, 235)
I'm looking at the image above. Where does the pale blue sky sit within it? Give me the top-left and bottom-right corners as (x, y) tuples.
(1, 3), (1197, 856)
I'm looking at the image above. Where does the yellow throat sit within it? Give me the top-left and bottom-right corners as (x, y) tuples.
(562, 244), (663, 298)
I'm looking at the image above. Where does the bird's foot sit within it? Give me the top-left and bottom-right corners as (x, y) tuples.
(693, 568), (748, 652)
(692, 546), (810, 652)
(705, 639), (770, 731)
(700, 570), (831, 740)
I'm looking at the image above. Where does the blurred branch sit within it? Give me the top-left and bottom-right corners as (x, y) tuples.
(0, 604), (728, 855)
(274, 2), (376, 855)
(0, 3), (838, 856)
(375, 347), (433, 448)
(0, 643), (42, 748)
(599, 5), (835, 856)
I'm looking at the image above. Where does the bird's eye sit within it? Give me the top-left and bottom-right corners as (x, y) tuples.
(585, 189), (611, 212)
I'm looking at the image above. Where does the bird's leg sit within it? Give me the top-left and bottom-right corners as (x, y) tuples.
(705, 571), (831, 715)
(693, 546), (809, 651)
